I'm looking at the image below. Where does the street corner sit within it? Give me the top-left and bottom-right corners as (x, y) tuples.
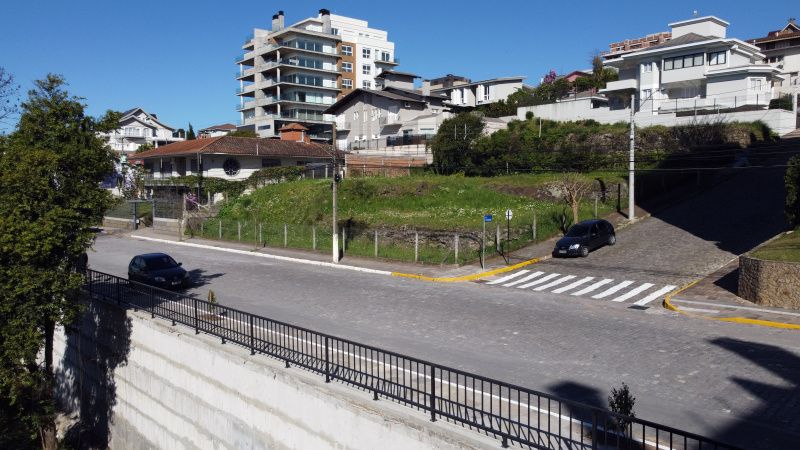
(391, 256), (545, 283)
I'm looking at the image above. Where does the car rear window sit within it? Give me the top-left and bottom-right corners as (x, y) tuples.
(144, 255), (178, 270)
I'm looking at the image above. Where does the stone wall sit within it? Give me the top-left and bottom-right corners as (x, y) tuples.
(738, 255), (800, 309)
(53, 300), (495, 449)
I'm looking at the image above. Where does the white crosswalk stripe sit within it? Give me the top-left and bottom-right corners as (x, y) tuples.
(504, 271), (544, 287)
(517, 273), (561, 289)
(486, 270), (529, 285)
(533, 275), (576, 292)
(482, 268), (677, 308)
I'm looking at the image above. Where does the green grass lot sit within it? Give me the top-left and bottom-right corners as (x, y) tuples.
(751, 229), (800, 263)
(189, 173), (628, 265)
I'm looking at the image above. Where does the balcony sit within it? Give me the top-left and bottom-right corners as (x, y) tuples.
(656, 92), (773, 113)
(236, 100), (257, 111)
(235, 67), (257, 79)
(235, 84), (257, 95)
(601, 78), (637, 92)
(375, 57), (400, 65)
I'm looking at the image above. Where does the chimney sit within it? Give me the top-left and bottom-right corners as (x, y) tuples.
(271, 14), (279, 31)
(278, 10), (284, 30)
(319, 8), (331, 34)
(279, 123), (310, 144)
(421, 80), (431, 95)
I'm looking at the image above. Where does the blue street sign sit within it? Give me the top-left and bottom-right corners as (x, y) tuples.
(484, 214), (493, 222)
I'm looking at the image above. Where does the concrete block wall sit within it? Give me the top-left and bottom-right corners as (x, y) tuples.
(738, 255), (800, 309)
(53, 300), (496, 449)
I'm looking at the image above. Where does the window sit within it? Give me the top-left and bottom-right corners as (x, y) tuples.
(342, 79), (353, 89)
(483, 85), (490, 101)
(261, 158), (280, 168)
(353, 111), (359, 121)
(363, 80), (371, 89)
(641, 62), (652, 73)
(663, 53), (704, 71)
(750, 78), (764, 90)
(331, 28), (339, 35)
(362, 48), (371, 59)
(708, 51), (726, 65)
(641, 89), (651, 101)
(362, 64), (371, 75)
(341, 45), (352, 56)
(381, 51), (391, 62)
(341, 62), (352, 72)
(223, 158), (241, 177)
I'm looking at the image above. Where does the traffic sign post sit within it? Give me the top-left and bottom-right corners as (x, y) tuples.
(482, 214), (493, 269)
(505, 209), (513, 258)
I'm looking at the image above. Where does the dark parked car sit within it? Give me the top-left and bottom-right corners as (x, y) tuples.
(128, 253), (189, 289)
(552, 219), (616, 258)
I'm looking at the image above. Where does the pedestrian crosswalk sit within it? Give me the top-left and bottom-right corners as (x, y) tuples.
(483, 269), (676, 307)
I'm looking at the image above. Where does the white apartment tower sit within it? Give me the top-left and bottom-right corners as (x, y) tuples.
(236, 9), (397, 140)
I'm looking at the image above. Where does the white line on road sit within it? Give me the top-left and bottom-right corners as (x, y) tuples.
(503, 271), (544, 287)
(592, 280), (634, 299)
(486, 270), (529, 285)
(517, 273), (561, 289)
(131, 235), (393, 276)
(632, 285), (677, 307)
(552, 277), (594, 294)
(533, 275), (576, 292)
(571, 279), (613, 296)
(611, 283), (654, 303)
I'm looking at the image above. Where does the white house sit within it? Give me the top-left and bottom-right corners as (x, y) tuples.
(427, 76), (526, 108)
(198, 123), (237, 138)
(101, 107), (183, 155)
(749, 19), (800, 94)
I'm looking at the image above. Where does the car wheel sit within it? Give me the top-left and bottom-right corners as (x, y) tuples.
(607, 234), (616, 246)
(580, 246), (589, 257)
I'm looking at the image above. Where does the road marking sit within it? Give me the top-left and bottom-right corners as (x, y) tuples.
(571, 279), (613, 296)
(504, 271), (544, 287)
(517, 273), (561, 289)
(486, 270), (530, 285)
(678, 307), (720, 314)
(592, 280), (634, 299)
(552, 277), (594, 294)
(632, 285), (677, 307)
(611, 283), (654, 303)
(533, 275), (576, 291)
(670, 298), (800, 317)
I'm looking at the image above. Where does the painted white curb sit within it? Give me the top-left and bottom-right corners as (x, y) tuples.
(131, 235), (393, 276)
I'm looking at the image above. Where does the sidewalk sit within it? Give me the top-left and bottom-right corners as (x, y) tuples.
(668, 260), (800, 329)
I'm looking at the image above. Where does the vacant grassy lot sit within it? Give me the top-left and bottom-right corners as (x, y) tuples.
(751, 228), (800, 263)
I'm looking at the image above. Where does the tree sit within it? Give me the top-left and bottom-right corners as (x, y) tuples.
(608, 382), (636, 436)
(555, 173), (592, 224)
(785, 156), (800, 227)
(186, 123), (196, 140)
(134, 141), (154, 153)
(430, 113), (484, 174)
(227, 129), (257, 138)
(0, 67), (19, 126)
(0, 74), (116, 449)
(590, 54), (618, 90)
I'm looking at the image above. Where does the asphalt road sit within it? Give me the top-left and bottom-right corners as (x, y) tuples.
(89, 234), (800, 449)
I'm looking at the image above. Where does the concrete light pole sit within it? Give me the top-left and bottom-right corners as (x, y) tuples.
(628, 94), (636, 222)
(331, 122), (339, 263)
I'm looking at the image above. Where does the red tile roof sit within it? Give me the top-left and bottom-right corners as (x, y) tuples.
(279, 122), (309, 131)
(200, 123), (237, 132)
(134, 136), (342, 159)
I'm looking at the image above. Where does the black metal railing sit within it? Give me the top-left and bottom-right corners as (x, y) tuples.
(83, 269), (740, 450)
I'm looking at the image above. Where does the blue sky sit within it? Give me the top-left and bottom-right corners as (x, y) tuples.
(1, 0), (796, 132)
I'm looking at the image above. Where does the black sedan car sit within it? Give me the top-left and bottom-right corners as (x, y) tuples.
(128, 253), (189, 289)
(552, 219), (616, 258)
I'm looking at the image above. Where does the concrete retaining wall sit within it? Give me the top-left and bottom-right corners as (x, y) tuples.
(53, 300), (494, 449)
(103, 217), (134, 230)
(738, 255), (800, 309)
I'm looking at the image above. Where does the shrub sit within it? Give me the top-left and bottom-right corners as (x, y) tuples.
(247, 166), (304, 188)
(608, 382), (636, 435)
(786, 156), (800, 227)
(769, 95), (793, 111)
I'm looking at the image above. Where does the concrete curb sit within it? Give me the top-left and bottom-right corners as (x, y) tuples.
(131, 235), (393, 276)
(392, 256), (547, 283)
(662, 280), (800, 331)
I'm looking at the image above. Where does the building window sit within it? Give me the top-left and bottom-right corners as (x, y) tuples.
(663, 53), (704, 71)
(341, 45), (352, 56)
(342, 62), (352, 73)
(708, 51), (726, 66)
(362, 64), (371, 75)
(483, 85), (490, 101)
(362, 48), (371, 59)
(381, 51), (391, 62)
(363, 80), (371, 89)
(641, 62), (652, 73)
(223, 158), (241, 177)
(353, 111), (359, 121)
(342, 79), (353, 89)
(331, 28), (339, 35)
(750, 78), (764, 90)
(262, 158), (280, 168)
(641, 89), (651, 101)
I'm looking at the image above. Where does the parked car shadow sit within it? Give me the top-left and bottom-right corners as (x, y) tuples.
(186, 268), (225, 289)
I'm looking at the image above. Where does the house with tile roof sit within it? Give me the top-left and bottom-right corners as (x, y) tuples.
(749, 18), (800, 93)
(133, 124), (342, 181)
(100, 107), (184, 155)
(198, 123), (237, 138)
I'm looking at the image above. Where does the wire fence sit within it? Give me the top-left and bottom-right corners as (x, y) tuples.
(83, 269), (741, 450)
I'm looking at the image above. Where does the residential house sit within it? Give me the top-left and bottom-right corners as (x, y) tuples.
(427, 76), (526, 107)
(749, 18), (800, 92)
(101, 107), (183, 155)
(602, 32), (672, 60)
(133, 123), (340, 182)
(199, 123), (237, 137)
(236, 9), (397, 140)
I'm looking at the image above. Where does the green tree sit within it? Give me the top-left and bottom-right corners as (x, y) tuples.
(786, 156), (800, 227)
(227, 129), (257, 138)
(134, 141), (154, 153)
(186, 123), (196, 140)
(430, 113), (484, 174)
(590, 54), (618, 90)
(0, 74), (116, 449)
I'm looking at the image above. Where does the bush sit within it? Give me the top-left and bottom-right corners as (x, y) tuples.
(769, 95), (793, 111)
(786, 156), (800, 227)
(247, 166), (304, 188)
(608, 382), (636, 435)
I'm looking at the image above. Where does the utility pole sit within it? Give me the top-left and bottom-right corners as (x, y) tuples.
(628, 94), (636, 221)
(331, 122), (339, 263)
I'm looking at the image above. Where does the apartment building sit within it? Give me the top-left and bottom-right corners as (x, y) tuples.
(236, 9), (397, 140)
(749, 19), (800, 92)
(101, 107), (183, 155)
(601, 16), (784, 113)
(602, 32), (672, 60)
(427, 76), (526, 107)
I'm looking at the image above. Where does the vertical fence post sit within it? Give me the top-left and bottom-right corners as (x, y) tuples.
(429, 365), (437, 422)
(325, 165), (328, 178)
(249, 314), (255, 355)
(454, 234), (459, 265)
(342, 226), (346, 257)
(313, 225), (317, 250)
(414, 231), (419, 263)
(496, 223), (500, 252)
(237, 221), (241, 241)
(150, 288), (155, 318)
(594, 195), (598, 218)
(259, 223), (263, 246)
(193, 298), (199, 334)
(532, 210), (537, 241)
(218, 220), (222, 240)
(152, 200), (156, 231)
(200, 220), (204, 237)
(374, 230), (378, 257)
(324, 336), (330, 383)
(284, 224), (288, 247)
